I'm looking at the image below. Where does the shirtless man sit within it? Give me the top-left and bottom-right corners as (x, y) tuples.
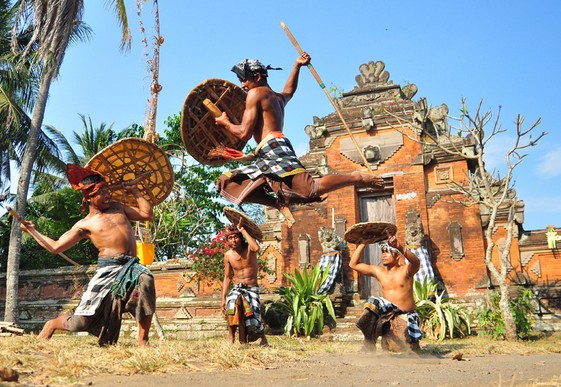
(216, 52), (384, 227)
(221, 222), (267, 345)
(349, 234), (422, 351)
(20, 164), (156, 347)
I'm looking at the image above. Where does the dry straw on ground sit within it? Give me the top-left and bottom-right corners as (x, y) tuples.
(1, 333), (561, 385)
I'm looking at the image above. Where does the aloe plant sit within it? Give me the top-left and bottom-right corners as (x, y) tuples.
(414, 278), (472, 340)
(273, 263), (336, 338)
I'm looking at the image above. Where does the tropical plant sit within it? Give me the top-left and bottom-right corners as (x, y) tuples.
(476, 287), (535, 340)
(273, 264), (336, 338)
(414, 278), (472, 341)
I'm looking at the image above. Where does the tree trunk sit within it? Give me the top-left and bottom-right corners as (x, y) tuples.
(4, 73), (54, 323)
(498, 282), (517, 340)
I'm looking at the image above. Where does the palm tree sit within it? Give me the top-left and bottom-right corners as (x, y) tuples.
(4, 0), (132, 323)
(31, 116), (117, 195)
(0, 1), (84, 196)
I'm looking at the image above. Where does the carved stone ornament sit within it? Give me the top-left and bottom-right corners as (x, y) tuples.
(435, 166), (453, 184)
(339, 130), (403, 167)
(355, 61), (390, 88)
(405, 209), (424, 246)
(318, 227), (344, 253)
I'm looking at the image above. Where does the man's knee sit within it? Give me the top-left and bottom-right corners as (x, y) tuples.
(65, 315), (93, 332)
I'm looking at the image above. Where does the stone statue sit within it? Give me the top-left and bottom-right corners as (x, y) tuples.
(317, 227), (344, 294)
(405, 210), (424, 247)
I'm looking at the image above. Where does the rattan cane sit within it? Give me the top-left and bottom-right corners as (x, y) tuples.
(181, 78), (247, 166)
(85, 138), (174, 207)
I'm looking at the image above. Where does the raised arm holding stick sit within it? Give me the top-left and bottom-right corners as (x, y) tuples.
(215, 52), (384, 228)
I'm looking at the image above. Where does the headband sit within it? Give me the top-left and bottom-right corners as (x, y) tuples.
(231, 59), (282, 80)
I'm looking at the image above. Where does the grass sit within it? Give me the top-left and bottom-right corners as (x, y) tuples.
(1, 332), (561, 385)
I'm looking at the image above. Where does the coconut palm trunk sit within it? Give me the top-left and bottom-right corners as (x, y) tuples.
(4, 0), (131, 323)
(5, 72), (54, 322)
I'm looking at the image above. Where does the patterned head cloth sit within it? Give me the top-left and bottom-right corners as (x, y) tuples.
(378, 241), (401, 255)
(66, 164), (108, 212)
(231, 59), (282, 80)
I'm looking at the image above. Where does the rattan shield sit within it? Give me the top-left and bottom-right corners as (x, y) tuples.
(181, 78), (247, 166)
(223, 206), (263, 241)
(344, 221), (397, 244)
(85, 138), (174, 207)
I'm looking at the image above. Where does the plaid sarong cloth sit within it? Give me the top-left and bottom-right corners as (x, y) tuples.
(317, 251), (342, 295)
(411, 246), (435, 284)
(363, 296), (422, 342)
(74, 255), (152, 316)
(232, 135), (305, 180)
(225, 284), (264, 334)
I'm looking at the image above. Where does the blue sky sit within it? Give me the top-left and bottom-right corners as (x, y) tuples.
(35, 0), (561, 231)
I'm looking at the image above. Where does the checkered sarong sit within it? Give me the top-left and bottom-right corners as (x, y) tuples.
(364, 296), (422, 342)
(74, 256), (152, 316)
(225, 284), (264, 333)
(234, 136), (305, 180)
(317, 251), (342, 295)
(412, 247), (435, 283)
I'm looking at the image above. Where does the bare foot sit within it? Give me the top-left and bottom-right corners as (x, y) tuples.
(353, 171), (384, 189)
(279, 206), (295, 228)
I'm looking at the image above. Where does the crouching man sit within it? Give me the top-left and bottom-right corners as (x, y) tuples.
(349, 234), (422, 352)
(20, 164), (156, 347)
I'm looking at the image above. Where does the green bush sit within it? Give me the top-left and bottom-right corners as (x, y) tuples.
(414, 278), (472, 341)
(476, 287), (535, 340)
(272, 263), (336, 338)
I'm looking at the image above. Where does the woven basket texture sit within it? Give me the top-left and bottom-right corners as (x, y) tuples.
(85, 138), (174, 207)
(344, 221), (397, 244)
(181, 78), (247, 166)
(223, 206), (263, 241)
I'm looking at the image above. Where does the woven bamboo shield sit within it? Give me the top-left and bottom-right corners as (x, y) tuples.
(181, 78), (247, 166)
(344, 221), (397, 244)
(223, 206), (263, 241)
(85, 138), (174, 207)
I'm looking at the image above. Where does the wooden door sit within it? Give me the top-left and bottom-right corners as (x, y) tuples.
(358, 195), (395, 298)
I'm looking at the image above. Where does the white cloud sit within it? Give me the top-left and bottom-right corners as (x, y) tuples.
(536, 149), (561, 178)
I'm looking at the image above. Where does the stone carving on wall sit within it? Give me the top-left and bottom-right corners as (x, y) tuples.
(405, 209), (424, 246)
(447, 221), (464, 261)
(319, 226), (345, 253)
(339, 130), (403, 167)
(434, 166), (454, 184)
(298, 234), (311, 268)
(363, 144), (381, 163)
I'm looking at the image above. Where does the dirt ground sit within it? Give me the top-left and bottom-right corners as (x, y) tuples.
(88, 351), (561, 387)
